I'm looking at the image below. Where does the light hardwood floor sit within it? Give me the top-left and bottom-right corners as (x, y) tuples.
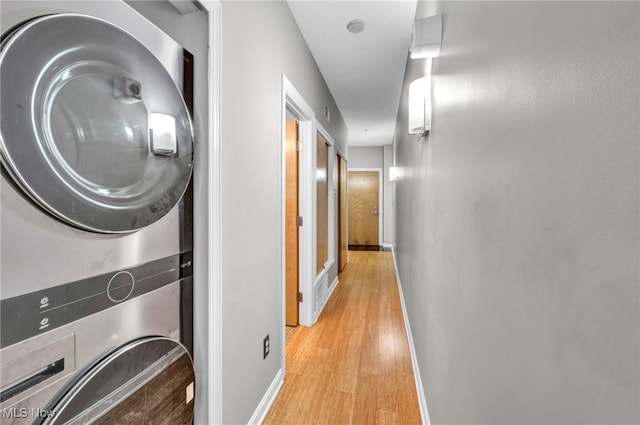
(263, 250), (422, 425)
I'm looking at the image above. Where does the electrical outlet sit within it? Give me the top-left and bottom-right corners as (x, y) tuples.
(263, 334), (270, 359)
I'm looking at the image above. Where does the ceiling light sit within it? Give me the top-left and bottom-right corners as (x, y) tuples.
(346, 19), (364, 33)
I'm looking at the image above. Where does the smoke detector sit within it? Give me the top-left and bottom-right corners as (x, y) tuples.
(346, 19), (365, 33)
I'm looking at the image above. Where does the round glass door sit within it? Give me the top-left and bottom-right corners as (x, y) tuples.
(0, 14), (193, 233)
(37, 337), (195, 425)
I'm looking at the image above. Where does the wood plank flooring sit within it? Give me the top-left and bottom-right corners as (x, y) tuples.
(263, 251), (422, 425)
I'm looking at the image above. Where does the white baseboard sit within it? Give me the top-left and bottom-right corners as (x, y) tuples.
(313, 273), (339, 324)
(391, 246), (431, 425)
(248, 368), (284, 425)
(382, 242), (393, 249)
(328, 276), (339, 297)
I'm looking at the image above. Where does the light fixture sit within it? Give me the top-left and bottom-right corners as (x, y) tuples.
(410, 14), (442, 59)
(346, 19), (365, 33)
(389, 166), (399, 182)
(408, 76), (431, 136)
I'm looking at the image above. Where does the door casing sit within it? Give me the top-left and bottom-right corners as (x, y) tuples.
(338, 155), (348, 271)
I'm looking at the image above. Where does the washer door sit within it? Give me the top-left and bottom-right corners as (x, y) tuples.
(38, 337), (195, 425)
(0, 14), (193, 233)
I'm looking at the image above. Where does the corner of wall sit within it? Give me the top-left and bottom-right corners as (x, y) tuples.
(247, 369), (284, 425)
(390, 246), (431, 425)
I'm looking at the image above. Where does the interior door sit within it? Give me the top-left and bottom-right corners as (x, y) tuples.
(316, 132), (329, 275)
(285, 120), (299, 326)
(348, 171), (379, 246)
(338, 155), (348, 271)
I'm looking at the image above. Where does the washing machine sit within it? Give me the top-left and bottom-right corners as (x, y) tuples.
(0, 2), (196, 424)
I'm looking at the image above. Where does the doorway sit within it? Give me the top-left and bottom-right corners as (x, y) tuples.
(282, 75), (316, 362)
(347, 170), (382, 248)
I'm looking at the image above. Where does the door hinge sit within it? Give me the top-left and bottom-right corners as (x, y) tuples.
(296, 216), (303, 227)
(297, 140), (303, 151)
(297, 292), (303, 303)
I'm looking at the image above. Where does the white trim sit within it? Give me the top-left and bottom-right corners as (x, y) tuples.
(195, 2), (221, 424)
(382, 243), (393, 249)
(311, 266), (327, 322)
(347, 168), (383, 246)
(310, 267), (338, 321)
(281, 76), (316, 354)
(247, 368), (285, 425)
(298, 117), (315, 327)
(315, 120), (337, 274)
(391, 246), (431, 425)
(328, 276), (339, 298)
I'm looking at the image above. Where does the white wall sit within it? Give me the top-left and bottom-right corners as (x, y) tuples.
(394, 2), (639, 424)
(382, 144), (394, 246)
(219, 2), (346, 423)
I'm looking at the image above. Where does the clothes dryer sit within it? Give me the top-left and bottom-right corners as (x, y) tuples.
(0, 2), (196, 423)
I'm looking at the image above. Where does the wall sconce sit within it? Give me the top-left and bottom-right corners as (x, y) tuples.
(408, 76), (431, 136)
(410, 14), (442, 59)
(389, 166), (399, 182)
(408, 14), (439, 137)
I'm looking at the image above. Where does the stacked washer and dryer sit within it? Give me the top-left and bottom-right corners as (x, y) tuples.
(0, 2), (197, 424)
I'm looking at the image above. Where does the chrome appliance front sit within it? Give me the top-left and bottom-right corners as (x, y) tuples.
(0, 1), (196, 423)
(0, 279), (181, 424)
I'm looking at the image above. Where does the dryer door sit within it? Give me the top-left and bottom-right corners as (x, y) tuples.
(37, 337), (195, 425)
(0, 14), (193, 233)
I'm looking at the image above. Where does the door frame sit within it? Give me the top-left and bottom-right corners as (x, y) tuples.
(314, 121), (337, 278)
(280, 75), (314, 372)
(191, 2), (221, 424)
(311, 121), (337, 323)
(337, 154), (348, 271)
(347, 168), (383, 247)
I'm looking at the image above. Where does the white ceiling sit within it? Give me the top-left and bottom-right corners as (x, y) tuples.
(287, 0), (417, 147)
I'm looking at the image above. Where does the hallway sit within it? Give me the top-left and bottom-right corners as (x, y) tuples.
(264, 251), (422, 424)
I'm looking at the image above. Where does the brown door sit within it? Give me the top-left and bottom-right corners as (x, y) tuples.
(338, 155), (348, 271)
(285, 120), (299, 326)
(316, 133), (329, 275)
(348, 171), (379, 246)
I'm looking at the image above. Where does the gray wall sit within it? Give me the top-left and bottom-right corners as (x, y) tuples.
(220, 1), (346, 423)
(394, 2), (639, 424)
(348, 146), (383, 168)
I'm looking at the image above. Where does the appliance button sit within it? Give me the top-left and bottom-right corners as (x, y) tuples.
(106, 271), (135, 303)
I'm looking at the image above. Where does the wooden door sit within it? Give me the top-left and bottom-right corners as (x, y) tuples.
(347, 171), (379, 246)
(285, 120), (299, 326)
(338, 156), (348, 271)
(316, 133), (329, 275)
